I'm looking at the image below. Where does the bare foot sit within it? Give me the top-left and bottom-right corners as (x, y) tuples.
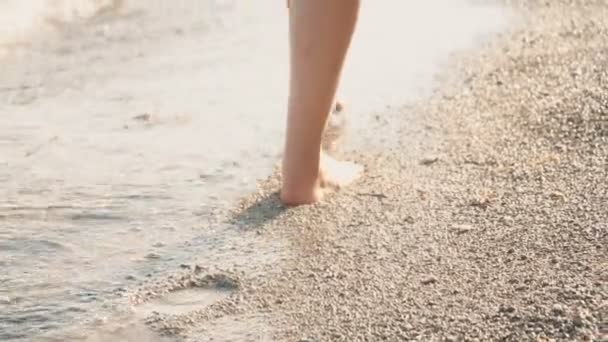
(280, 151), (363, 206)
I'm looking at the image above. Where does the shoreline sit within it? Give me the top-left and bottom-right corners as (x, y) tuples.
(0, 0), (122, 59)
(133, 1), (607, 341)
(1, 0), (606, 341)
(0, 2), (510, 341)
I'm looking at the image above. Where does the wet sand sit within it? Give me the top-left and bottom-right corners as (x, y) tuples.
(0, 1), (507, 341)
(2, 0), (606, 341)
(125, 1), (608, 341)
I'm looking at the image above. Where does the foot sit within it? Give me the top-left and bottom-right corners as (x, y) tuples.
(280, 151), (363, 206)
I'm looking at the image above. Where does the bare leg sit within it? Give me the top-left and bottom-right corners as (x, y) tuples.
(281, 0), (362, 206)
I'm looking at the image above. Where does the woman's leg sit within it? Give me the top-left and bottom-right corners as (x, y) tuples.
(281, 0), (362, 206)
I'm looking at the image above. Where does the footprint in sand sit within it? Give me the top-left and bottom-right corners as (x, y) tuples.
(135, 273), (238, 316)
(137, 287), (234, 316)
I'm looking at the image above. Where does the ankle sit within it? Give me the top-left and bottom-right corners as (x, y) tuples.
(280, 183), (323, 206)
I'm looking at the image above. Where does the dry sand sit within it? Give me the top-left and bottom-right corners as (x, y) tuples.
(126, 1), (608, 341)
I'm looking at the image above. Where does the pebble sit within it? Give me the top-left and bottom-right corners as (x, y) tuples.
(450, 224), (475, 235)
(145, 253), (161, 260)
(133, 113), (152, 122)
(445, 335), (458, 342)
(420, 156), (440, 166)
(551, 304), (566, 316)
(421, 276), (438, 285)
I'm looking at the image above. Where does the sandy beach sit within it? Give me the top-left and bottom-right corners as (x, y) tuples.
(132, 1), (607, 341)
(1, 0), (606, 341)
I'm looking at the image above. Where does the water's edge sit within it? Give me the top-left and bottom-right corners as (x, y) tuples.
(0, 1), (510, 340)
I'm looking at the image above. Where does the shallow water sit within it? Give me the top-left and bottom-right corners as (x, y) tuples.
(0, 1), (509, 340)
(136, 288), (234, 316)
